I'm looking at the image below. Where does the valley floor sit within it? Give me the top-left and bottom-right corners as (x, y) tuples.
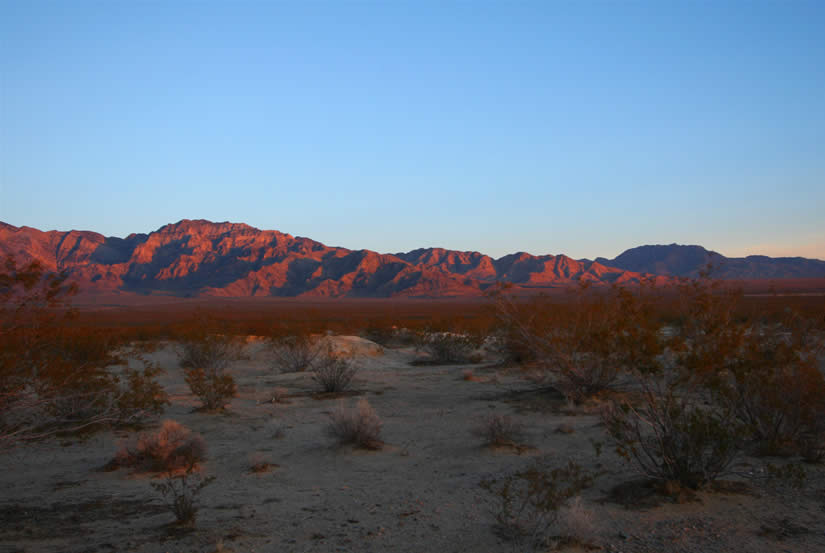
(2, 338), (824, 553)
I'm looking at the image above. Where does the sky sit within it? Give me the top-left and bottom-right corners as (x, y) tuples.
(1, 1), (823, 261)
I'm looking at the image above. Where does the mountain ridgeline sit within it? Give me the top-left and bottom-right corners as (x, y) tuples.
(1, 220), (822, 298)
(595, 244), (825, 279)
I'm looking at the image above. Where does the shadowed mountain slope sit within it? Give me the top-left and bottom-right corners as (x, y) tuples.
(596, 244), (825, 279)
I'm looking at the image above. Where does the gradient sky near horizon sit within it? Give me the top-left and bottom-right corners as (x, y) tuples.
(1, 1), (824, 260)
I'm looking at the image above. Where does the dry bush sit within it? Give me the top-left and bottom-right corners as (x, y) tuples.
(184, 366), (237, 412)
(480, 458), (595, 549)
(714, 315), (825, 457)
(1, 256), (167, 449)
(269, 334), (324, 373)
(415, 331), (481, 365)
(178, 335), (241, 372)
(495, 281), (663, 403)
(498, 272), (825, 489)
(151, 466), (215, 525)
(312, 349), (357, 393)
(326, 398), (383, 449)
(115, 419), (206, 472)
(472, 413), (526, 447)
(601, 277), (754, 489)
(602, 375), (745, 490)
(557, 496), (597, 546)
(178, 321), (241, 411)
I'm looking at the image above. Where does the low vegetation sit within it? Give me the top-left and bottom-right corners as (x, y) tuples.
(0, 256), (167, 449)
(495, 273), (825, 490)
(3, 255), (825, 550)
(268, 333), (324, 373)
(415, 331), (482, 365)
(312, 353), (358, 394)
(480, 459), (596, 549)
(114, 419), (207, 473)
(326, 398), (383, 450)
(151, 466), (215, 526)
(178, 319), (241, 411)
(472, 413), (526, 447)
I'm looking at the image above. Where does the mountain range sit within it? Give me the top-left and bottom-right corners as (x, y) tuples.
(1, 220), (823, 298)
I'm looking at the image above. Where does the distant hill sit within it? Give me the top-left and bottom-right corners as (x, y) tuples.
(0, 220), (657, 298)
(596, 244), (825, 279)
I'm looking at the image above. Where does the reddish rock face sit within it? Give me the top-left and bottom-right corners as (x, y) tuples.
(0, 219), (652, 297)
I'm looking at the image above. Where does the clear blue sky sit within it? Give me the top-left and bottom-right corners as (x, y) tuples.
(1, 1), (823, 260)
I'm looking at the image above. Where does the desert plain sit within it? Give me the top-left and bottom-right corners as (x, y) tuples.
(2, 328), (824, 553)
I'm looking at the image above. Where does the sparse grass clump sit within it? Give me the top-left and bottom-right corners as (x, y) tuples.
(115, 419), (206, 473)
(472, 413), (526, 447)
(326, 398), (383, 450)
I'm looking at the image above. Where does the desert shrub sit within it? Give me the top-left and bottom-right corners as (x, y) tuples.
(179, 321), (242, 369)
(0, 257), (167, 449)
(495, 282), (663, 402)
(602, 374), (746, 489)
(714, 316), (825, 457)
(472, 413), (526, 447)
(151, 466), (215, 525)
(480, 458), (595, 549)
(416, 331), (481, 365)
(178, 322), (241, 411)
(326, 398), (383, 449)
(115, 419), (206, 472)
(312, 349), (357, 393)
(184, 366), (237, 412)
(268, 333), (324, 373)
(601, 277), (750, 489)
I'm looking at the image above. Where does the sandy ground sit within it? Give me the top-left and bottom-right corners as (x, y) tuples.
(2, 337), (824, 553)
